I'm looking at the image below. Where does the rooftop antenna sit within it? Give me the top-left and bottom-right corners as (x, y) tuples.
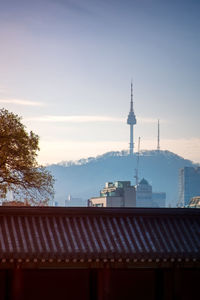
(134, 137), (141, 186)
(157, 119), (160, 151)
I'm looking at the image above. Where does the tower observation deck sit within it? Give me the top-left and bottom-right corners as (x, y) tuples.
(127, 82), (136, 155)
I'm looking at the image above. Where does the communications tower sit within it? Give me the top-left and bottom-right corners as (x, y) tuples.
(127, 82), (136, 155)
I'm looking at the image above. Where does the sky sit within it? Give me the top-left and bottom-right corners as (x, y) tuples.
(0, 0), (199, 164)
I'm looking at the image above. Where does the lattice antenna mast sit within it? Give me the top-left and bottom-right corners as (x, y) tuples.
(134, 137), (141, 186)
(157, 119), (160, 151)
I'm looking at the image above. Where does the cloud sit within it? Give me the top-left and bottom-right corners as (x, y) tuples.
(26, 115), (124, 123)
(138, 117), (158, 123)
(137, 117), (167, 124)
(0, 86), (8, 93)
(26, 115), (166, 124)
(0, 99), (44, 106)
(38, 140), (128, 165)
(51, 0), (98, 17)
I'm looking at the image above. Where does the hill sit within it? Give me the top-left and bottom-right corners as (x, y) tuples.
(47, 150), (197, 207)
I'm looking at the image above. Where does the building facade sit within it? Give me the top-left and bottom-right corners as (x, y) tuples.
(188, 196), (200, 208)
(178, 167), (200, 207)
(65, 194), (86, 207)
(89, 181), (136, 207)
(136, 178), (153, 207)
(152, 192), (166, 207)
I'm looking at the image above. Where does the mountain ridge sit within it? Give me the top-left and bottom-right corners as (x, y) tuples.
(47, 150), (197, 207)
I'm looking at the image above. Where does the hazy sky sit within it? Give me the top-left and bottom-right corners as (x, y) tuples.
(0, 0), (199, 164)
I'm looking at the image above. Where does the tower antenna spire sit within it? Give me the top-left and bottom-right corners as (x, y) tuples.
(131, 81), (133, 112)
(157, 119), (160, 151)
(127, 81), (136, 155)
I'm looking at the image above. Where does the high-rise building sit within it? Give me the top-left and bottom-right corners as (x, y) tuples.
(178, 167), (200, 207)
(136, 178), (166, 207)
(89, 181), (136, 207)
(127, 82), (136, 155)
(136, 178), (153, 207)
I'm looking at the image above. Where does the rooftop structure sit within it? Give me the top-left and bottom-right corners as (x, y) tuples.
(0, 206), (199, 263)
(127, 82), (136, 155)
(0, 206), (199, 300)
(89, 181), (136, 207)
(188, 196), (200, 208)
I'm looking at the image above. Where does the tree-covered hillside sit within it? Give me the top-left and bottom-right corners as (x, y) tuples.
(48, 150), (196, 207)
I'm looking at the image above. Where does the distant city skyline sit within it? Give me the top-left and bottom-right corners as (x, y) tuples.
(0, 0), (199, 164)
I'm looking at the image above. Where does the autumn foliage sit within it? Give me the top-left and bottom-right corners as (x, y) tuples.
(0, 109), (54, 205)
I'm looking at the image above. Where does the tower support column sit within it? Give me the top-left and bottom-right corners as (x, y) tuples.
(130, 125), (133, 155)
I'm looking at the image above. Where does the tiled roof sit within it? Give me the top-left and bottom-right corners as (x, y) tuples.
(0, 207), (199, 265)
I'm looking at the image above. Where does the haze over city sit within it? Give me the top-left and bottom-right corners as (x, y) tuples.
(0, 0), (199, 164)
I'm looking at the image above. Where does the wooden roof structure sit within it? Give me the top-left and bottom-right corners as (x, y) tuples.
(0, 207), (199, 268)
